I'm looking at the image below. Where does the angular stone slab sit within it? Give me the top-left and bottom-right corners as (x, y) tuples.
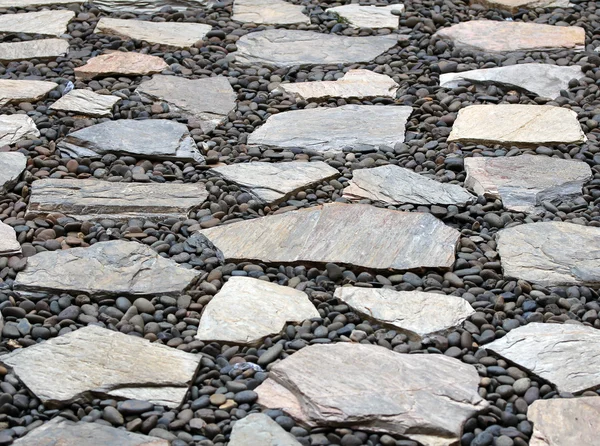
(0, 10), (74, 37)
(485, 323), (600, 394)
(497, 222), (600, 287)
(248, 104), (412, 153)
(327, 4), (404, 29)
(448, 105), (586, 146)
(276, 69), (399, 101)
(440, 64), (584, 99)
(434, 21), (585, 53)
(93, 0), (206, 13)
(14, 240), (200, 299)
(471, 0), (571, 12)
(0, 115), (40, 147)
(58, 119), (203, 162)
(95, 18), (212, 49)
(235, 29), (399, 67)
(1, 325), (201, 408)
(27, 178), (209, 222)
(0, 221), (20, 256)
(0, 79), (58, 107)
(50, 90), (121, 117)
(209, 161), (339, 204)
(0, 39), (69, 62)
(256, 343), (487, 444)
(0, 152), (27, 194)
(343, 165), (475, 206)
(196, 277), (319, 345)
(136, 76), (236, 133)
(229, 414), (302, 446)
(334, 287), (474, 339)
(465, 155), (592, 213)
(201, 203), (460, 272)
(74, 52), (168, 80)
(0, 0), (84, 5)
(232, 0), (309, 25)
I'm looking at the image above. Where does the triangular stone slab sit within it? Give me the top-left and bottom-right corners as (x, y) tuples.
(229, 413), (302, 446)
(326, 4), (404, 29)
(74, 52), (168, 80)
(232, 0), (309, 25)
(0, 221), (20, 256)
(0, 152), (27, 194)
(93, 0), (206, 13)
(0, 115), (40, 147)
(0, 39), (69, 62)
(471, 0), (571, 12)
(49, 90), (121, 117)
(0, 10), (74, 37)
(0, 79), (58, 107)
(0, 0), (84, 5)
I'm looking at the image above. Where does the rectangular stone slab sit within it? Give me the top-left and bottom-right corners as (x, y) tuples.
(49, 90), (121, 117)
(0, 221), (21, 256)
(0, 115), (40, 147)
(0, 39), (69, 62)
(0, 79), (58, 107)
(326, 5), (404, 29)
(232, 0), (310, 25)
(0, 10), (74, 37)
(0, 0), (84, 5)
(93, 0), (206, 13)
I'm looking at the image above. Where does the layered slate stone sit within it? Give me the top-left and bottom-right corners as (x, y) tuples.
(0, 10), (74, 37)
(196, 277), (319, 345)
(0, 115), (40, 147)
(232, 0), (309, 25)
(256, 343), (487, 444)
(434, 21), (585, 53)
(0, 222), (21, 256)
(93, 0), (206, 13)
(485, 323), (600, 394)
(326, 4), (404, 29)
(440, 64), (584, 99)
(49, 90), (121, 117)
(201, 203), (460, 272)
(27, 178), (209, 221)
(58, 119), (203, 162)
(448, 105), (586, 146)
(0, 79), (57, 107)
(471, 0), (570, 12)
(0, 39), (69, 62)
(136, 76), (236, 133)
(248, 105), (412, 153)
(0, 0), (84, 5)
(209, 161), (339, 204)
(497, 222), (600, 287)
(465, 155), (592, 213)
(14, 240), (200, 299)
(74, 52), (168, 80)
(343, 165), (475, 206)
(234, 29), (399, 67)
(95, 18), (212, 49)
(229, 414), (302, 446)
(0, 152), (27, 194)
(1, 325), (201, 408)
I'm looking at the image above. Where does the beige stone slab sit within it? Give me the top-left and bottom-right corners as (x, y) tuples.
(0, 115), (40, 147)
(0, 221), (20, 256)
(0, 152), (27, 194)
(232, 0), (309, 25)
(0, 79), (57, 107)
(74, 52), (168, 80)
(471, 0), (571, 12)
(327, 4), (404, 29)
(49, 90), (121, 117)
(0, 39), (69, 62)
(0, 10), (74, 37)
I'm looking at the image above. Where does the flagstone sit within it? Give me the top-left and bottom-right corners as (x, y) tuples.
(0, 39), (69, 62)
(232, 0), (309, 25)
(472, 0), (571, 12)
(0, 0), (84, 5)
(74, 52), (168, 81)
(327, 4), (404, 29)
(0, 115), (40, 147)
(49, 90), (121, 117)
(0, 152), (27, 194)
(0, 221), (20, 256)
(93, 0), (206, 13)
(0, 79), (58, 107)
(0, 10), (74, 37)
(229, 413), (302, 446)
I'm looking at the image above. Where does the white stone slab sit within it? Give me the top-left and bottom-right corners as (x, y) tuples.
(327, 4), (404, 29)
(0, 10), (74, 37)
(232, 0), (309, 25)
(0, 152), (27, 194)
(229, 413), (302, 446)
(0, 221), (20, 256)
(0, 79), (58, 107)
(0, 39), (69, 62)
(0, 0), (84, 6)
(50, 90), (121, 117)
(0, 115), (40, 147)
(93, 0), (206, 13)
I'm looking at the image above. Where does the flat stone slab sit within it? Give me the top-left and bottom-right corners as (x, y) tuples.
(93, 0), (206, 13)
(343, 164), (475, 206)
(0, 79), (58, 107)
(276, 69), (399, 100)
(196, 277), (319, 345)
(497, 222), (600, 287)
(0, 221), (20, 256)
(95, 18), (212, 49)
(326, 4), (404, 29)
(27, 178), (209, 222)
(471, 0), (571, 12)
(201, 203), (460, 272)
(49, 90), (121, 117)
(0, 152), (27, 194)
(448, 105), (586, 146)
(0, 115), (40, 147)
(74, 52), (168, 80)
(465, 155), (592, 213)
(434, 21), (585, 53)
(1, 325), (201, 408)
(0, 0), (84, 5)
(485, 323), (600, 394)
(235, 29), (399, 67)
(248, 104), (412, 153)
(14, 240), (200, 299)
(0, 10), (74, 37)
(136, 76), (236, 133)
(0, 39), (69, 62)
(232, 0), (309, 25)
(58, 119), (203, 162)
(209, 161), (339, 204)
(256, 343), (487, 443)
(229, 414), (302, 446)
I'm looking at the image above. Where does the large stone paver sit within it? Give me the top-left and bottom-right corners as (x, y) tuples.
(93, 0), (206, 13)
(232, 0), (309, 25)
(49, 90), (121, 117)
(327, 4), (404, 29)
(1, 325), (201, 408)
(0, 10), (74, 37)
(472, 0), (570, 12)
(0, 221), (20, 256)
(256, 343), (487, 444)
(0, 79), (58, 107)
(0, 39), (69, 62)
(248, 105), (412, 153)
(74, 52), (168, 80)
(0, 152), (27, 194)
(201, 203), (460, 272)
(229, 414), (302, 446)
(0, 115), (40, 147)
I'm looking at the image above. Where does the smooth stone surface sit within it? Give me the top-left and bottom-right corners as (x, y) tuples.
(201, 203), (460, 272)
(58, 119), (203, 162)
(232, 0), (309, 25)
(0, 152), (27, 194)
(209, 161), (339, 204)
(14, 240), (200, 299)
(256, 343), (487, 444)
(1, 325), (201, 408)
(0, 39), (69, 62)
(343, 164), (475, 206)
(0, 10), (74, 37)
(497, 222), (600, 287)
(234, 29), (399, 67)
(0, 0), (84, 5)
(74, 52), (168, 80)
(448, 105), (586, 146)
(471, 0), (571, 12)
(93, 0), (206, 13)
(248, 104), (412, 153)
(465, 155), (592, 213)
(0, 79), (58, 107)
(229, 413), (302, 446)
(0, 221), (21, 256)
(49, 90), (121, 117)
(326, 4), (404, 29)
(136, 75), (236, 133)
(0, 115), (40, 147)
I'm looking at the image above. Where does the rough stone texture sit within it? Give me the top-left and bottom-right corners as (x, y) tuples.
(136, 76), (236, 133)
(0, 10), (74, 37)
(497, 222), (600, 287)
(326, 4), (404, 28)
(343, 165), (475, 206)
(201, 203), (460, 272)
(334, 287), (474, 339)
(0, 221), (21, 256)
(27, 178), (209, 221)
(248, 105), (412, 153)
(1, 325), (201, 408)
(485, 323), (600, 394)
(232, 0), (309, 25)
(196, 277), (319, 345)
(448, 105), (586, 146)
(434, 21), (585, 52)
(471, 0), (571, 12)
(0, 152), (27, 194)
(275, 69), (399, 100)
(49, 90), (121, 117)
(0, 39), (70, 62)
(58, 119), (204, 162)
(229, 413), (302, 446)
(14, 240), (200, 299)
(95, 18), (212, 49)
(0, 79), (58, 107)
(235, 29), (399, 67)
(209, 161), (339, 204)
(256, 343), (487, 445)
(464, 155), (592, 213)
(0, 0), (84, 5)
(439, 64), (584, 99)
(93, 0), (206, 13)
(0, 115), (40, 147)
(74, 52), (168, 80)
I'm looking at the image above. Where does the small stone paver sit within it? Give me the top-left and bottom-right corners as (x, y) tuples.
(0, 221), (21, 256)
(0, 0), (84, 5)
(0, 39), (70, 62)
(232, 0), (309, 25)
(0, 115), (40, 147)
(229, 414), (302, 446)
(471, 0), (571, 12)
(93, 0), (206, 13)
(0, 79), (58, 107)
(74, 52), (168, 80)
(0, 10), (74, 37)
(49, 90), (121, 117)
(0, 152), (27, 194)
(326, 4), (404, 29)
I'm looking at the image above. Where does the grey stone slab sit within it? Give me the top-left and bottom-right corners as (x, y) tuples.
(50, 90), (121, 117)
(74, 52), (168, 80)
(326, 4), (404, 29)
(0, 0), (84, 5)
(0, 39), (69, 62)
(229, 414), (302, 446)
(0, 115), (40, 147)
(0, 221), (20, 256)
(0, 10), (74, 37)
(0, 152), (27, 194)
(472, 0), (571, 12)
(232, 0), (309, 25)
(93, 0), (206, 13)
(0, 79), (58, 107)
